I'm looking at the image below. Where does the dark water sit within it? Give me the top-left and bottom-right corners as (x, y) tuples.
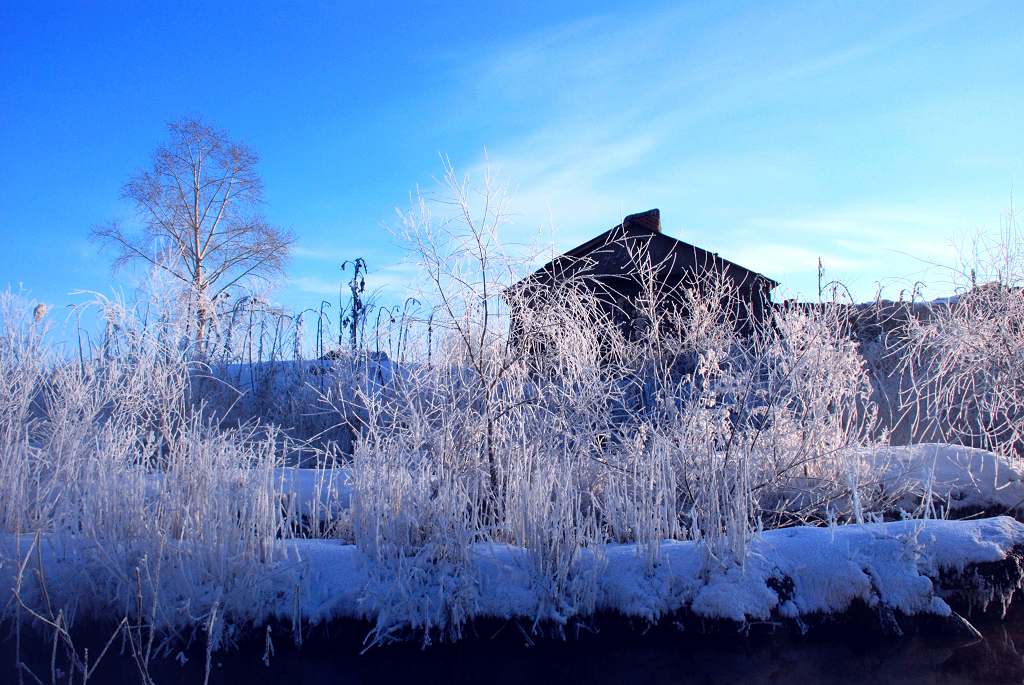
(7, 606), (1024, 684)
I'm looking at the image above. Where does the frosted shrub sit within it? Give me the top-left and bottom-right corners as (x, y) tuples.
(504, 450), (604, 626)
(351, 442), (480, 646)
(0, 292), (51, 533)
(349, 360), (488, 645)
(903, 286), (1024, 461)
(379, 163), (898, 581)
(900, 216), (1024, 462)
(598, 424), (683, 569)
(0, 292), (299, 660)
(750, 304), (881, 524)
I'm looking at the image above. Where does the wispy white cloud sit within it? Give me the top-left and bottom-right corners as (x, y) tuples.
(741, 205), (963, 263)
(344, 1), (1012, 306)
(441, 2), (986, 301)
(727, 243), (867, 277)
(287, 274), (340, 297)
(288, 259), (421, 303)
(720, 203), (978, 299)
(291, 244), (348, 263)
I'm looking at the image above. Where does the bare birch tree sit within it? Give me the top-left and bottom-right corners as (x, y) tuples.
(94, 117), (293, 347)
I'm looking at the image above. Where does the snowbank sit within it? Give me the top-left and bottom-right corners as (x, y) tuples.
(274, 467), (352, 516)
(3, 517), (1022, 642)
(427, 517), (1022, 626)
(867, 443), (1024, 513)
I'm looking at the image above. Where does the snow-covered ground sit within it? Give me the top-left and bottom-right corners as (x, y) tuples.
(275, 466), (353, 514)
(2, 516), (1021, 643)
(867, 443), (1024, 513)
(293, 517), (1024, 628)
(3, 443), (1023, 649)
(270, 442), (1024, 523)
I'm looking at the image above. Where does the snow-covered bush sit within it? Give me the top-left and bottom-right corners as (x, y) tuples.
(899, 214), (1024, 463)
(367, 164), (891, 585)
(0, 291), (309, 677)
(350, 434), (480, 646)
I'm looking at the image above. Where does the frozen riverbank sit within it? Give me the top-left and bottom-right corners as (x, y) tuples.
(3, 517), (1022, 648)
(10, 597), (1024, 685)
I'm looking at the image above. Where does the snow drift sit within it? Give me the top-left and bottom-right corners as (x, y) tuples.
(3, 516), (1022, 649)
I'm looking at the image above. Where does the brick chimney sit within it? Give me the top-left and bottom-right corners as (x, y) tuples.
(622, 208), (660, 234)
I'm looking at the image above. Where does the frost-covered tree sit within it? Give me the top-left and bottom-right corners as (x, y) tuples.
(94, 117), (293, 348)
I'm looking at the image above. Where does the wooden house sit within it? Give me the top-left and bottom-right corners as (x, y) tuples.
(507, 209), (778, 344)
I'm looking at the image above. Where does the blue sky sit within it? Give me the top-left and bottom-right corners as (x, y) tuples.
(2, 0), (1022, 323)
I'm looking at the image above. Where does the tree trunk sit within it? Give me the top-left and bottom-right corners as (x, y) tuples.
(194, 264), (207, 352)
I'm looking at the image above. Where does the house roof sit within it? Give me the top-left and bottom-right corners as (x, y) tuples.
(511, 208), (779, 292)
